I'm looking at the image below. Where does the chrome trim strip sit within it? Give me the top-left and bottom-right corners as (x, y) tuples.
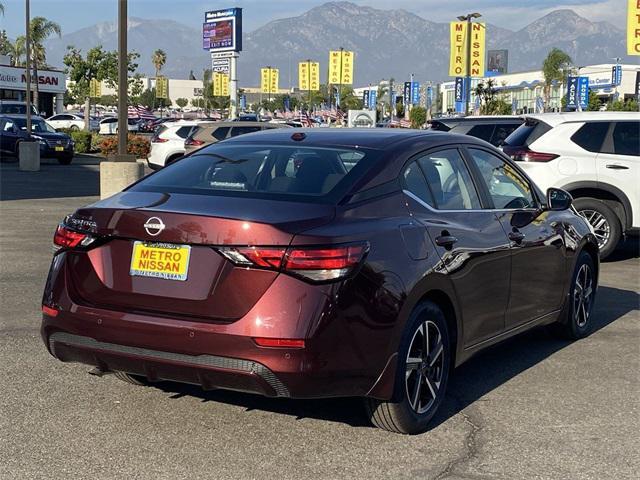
(403, 189), (540, 214)
(49, 332), (290, 397)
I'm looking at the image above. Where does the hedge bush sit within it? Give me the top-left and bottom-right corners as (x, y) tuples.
(56, 128), (92, 154)
(99, 134), (151, 159)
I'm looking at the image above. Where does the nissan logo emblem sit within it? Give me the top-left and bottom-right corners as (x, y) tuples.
(143, 217), (165, 236)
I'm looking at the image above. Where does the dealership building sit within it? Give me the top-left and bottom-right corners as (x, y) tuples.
(0, 56), (66, 116)
(440, 63), (639, 114)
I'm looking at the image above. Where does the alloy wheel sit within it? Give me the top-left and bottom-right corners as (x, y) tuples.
(579, 209), (610, 249)
(573, 264), (593, 328)
(405, 320), (445, 414)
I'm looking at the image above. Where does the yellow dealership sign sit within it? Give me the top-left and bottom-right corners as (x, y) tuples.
(89, 78), (101, 98)
(261, 67), (279, 94)
(328, 50), (354, 85)
(628, 0), (640, 55)
(156, 76), (169, 99)
(299, 61), (320, 91)
(212, 72), (229, 96)
(449, 21), (485, 77)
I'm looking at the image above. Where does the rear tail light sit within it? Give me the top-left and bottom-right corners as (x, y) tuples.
(253, 338), (305, 348)
(218, 243), (368, 282)
(53, 224), (95, 251)
(151, 136), (168, 143)
(503, 146), (559, 162)
(185, 138), (204, 146)
(42, 305), (59, 317)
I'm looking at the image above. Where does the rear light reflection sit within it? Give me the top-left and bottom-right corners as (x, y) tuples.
(185, 138), (205, 146)
(151, 136), (168, 143)
(254, 338), (305, 348)
(42, 305), (59, 317)
(503, 146), (559, 162)
(218, 244), (368, 282)
(53, 224), (95, 251)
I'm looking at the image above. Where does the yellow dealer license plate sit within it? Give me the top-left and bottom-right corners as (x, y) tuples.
(55, 146), (64, 151)
(130, 241), (191, 281)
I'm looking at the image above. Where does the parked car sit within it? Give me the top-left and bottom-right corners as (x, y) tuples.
(147, 121), (201, 169)
(429, 116), (524, 146)
(47, 113), (99, 131)
(0, 100), (38, 116)
(42, 129), (599, 434)
(0, 114), (74, 164)
(502, 112), (639, 259)
(183, 121), (290, 155)
(234, 113), (260, 122)
(98, 117), (141, 135)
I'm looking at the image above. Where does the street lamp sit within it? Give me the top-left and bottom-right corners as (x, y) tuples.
(457, 12), (482, 116)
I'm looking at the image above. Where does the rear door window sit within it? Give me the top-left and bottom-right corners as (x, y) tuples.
(211, 126), (230, 141)
(570, 122), (610, 152)
(175, 126), (195, 139)
(491, 123), (521, 146)
(403, 162), (436, 207)
(416, 149), (481, 210)
(504, 120), (551, 147)
(464, 124), (495, 142)
(229, 126), (261, 137)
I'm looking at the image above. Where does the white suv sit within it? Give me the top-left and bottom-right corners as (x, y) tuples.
(147, 121), (200, 170)
(503, 112), (639, 259)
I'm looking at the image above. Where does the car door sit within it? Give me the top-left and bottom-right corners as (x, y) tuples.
(464, 146), (567, 328)
(402, 147), (512, 346)
(47, 115), (62, 129)
(1, 118), (18, 153)
(596, 121), (640, 228)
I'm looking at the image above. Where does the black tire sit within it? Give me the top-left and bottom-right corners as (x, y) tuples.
(70, 124), (80, 131)
(57, 155), (73, 165)
(573, 197), (621, 260)
(113, 371), (150, 386)
(553, 251), (597, 340)
(365, 301), (451, 434)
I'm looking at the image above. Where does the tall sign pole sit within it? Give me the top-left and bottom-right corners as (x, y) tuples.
(25, 0), (32, 136)
(117, 0), (128, 157)
(230, 53), (238, 118)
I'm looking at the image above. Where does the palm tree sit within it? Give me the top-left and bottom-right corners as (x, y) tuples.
(151, 49), (167, 79)
(11, 36), (26, 66)
(27, 17), (62, 110)
(542, 48), (572, 112)
(0, 2), (4, 16)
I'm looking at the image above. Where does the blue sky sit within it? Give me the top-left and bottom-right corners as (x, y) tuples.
(0, 0), (626, 38)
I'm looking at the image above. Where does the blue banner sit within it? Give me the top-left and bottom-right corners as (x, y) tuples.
(362, 90), (370, 107)
(403, 82), (411, 108)
(454, 77), (465, 103)
(411, 82), (420, 106)
(426, 85), (433, 108)
(391, 90), (397, 107)
(368, 89), (377, 109)
(284, 96), (290, 111)
(239, 94), (246, 110)
(611, 65), (622, 86)
(566, 76), (579, 108)
(578, 76), (589, 109)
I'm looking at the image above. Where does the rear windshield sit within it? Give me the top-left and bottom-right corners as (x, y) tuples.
(131, 144), (380, 203)
(503, 119), (551, 147)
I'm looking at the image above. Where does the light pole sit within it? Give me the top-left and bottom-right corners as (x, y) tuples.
(457, 12), (482, 116)
(117, 0), (128, 157)
(25, 0), (32, 136)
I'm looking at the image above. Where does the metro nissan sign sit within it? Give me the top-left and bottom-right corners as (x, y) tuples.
(0, 65), (66, 93)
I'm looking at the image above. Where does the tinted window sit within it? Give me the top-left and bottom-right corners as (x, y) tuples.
(229, 126), (261, 137)
(465, 124), (495, 142)
(13, 118), (56, 133)
(469, 149), (535, 209)
(175, 126), (194, 139)
(491, 123), (521, 146)
(570, 122), (609, 152)
(2, 119), (15, 132)
(417, 149), (481, 210)
(403, 162), (435, 207)
(211, 126), (230, 141)
(132, 145), (380, 202)
(608, 122), (640, 156)
(504, 120), (551, 147)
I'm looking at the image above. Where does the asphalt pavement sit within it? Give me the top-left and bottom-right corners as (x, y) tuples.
(1, 160), (638, 480)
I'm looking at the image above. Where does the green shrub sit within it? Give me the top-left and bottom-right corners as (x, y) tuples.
(69, 131), (92, 153)
(99, 134), (151, 159)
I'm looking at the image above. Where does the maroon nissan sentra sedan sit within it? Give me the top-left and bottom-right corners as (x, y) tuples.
(42, 128), (599, 434)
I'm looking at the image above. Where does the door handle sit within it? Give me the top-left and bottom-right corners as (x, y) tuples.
(508, 231), (525, 244)
(606, 164), (629, 170)
(435, 235), (458, 248)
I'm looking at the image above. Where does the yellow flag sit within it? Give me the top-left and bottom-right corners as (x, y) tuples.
(469, 22), (486, 77)
(213, 72), (229, 96)
(628, 0), (640, 55)
(299, 61), (320, 91)
(156, 76), (168, 99)
(261, 67), (279, 94)
(89, 78), (101, 98)
(328, 50), (354, 85)
(449, 22), (467, 77)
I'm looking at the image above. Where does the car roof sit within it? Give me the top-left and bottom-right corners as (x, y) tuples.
(0, 114), (45, 121)
(522, 111), (639, 127)
(432, 115), (522, 126)
(197, 121), (277, 127)
(219, 127), (483, 150)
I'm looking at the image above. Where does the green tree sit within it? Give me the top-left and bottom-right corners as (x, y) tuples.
(99, 94), (118, 107)
(409, 106), (427, 129)
(542, 48), (572, 112)
(175, 98), (189, 108)
(587, 91), (602, 111)
(135, 88), (170, 110)
(607, 98), (639, 111)
(27, 17), (62, 109)
(151, 49), (167, 78)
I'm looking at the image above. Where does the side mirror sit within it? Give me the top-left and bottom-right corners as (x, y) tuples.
(546, 187), (572, 211)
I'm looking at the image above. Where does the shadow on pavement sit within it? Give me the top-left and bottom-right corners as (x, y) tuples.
(603, 236), (639, 263)
(0, 162), (100, 200)
(151, 285), (637, 430)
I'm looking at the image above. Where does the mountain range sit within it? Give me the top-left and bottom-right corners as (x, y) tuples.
(43, 1), (631, 86)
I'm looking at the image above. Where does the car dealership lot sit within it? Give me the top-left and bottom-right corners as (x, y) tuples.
(1, 161), (638, 480)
